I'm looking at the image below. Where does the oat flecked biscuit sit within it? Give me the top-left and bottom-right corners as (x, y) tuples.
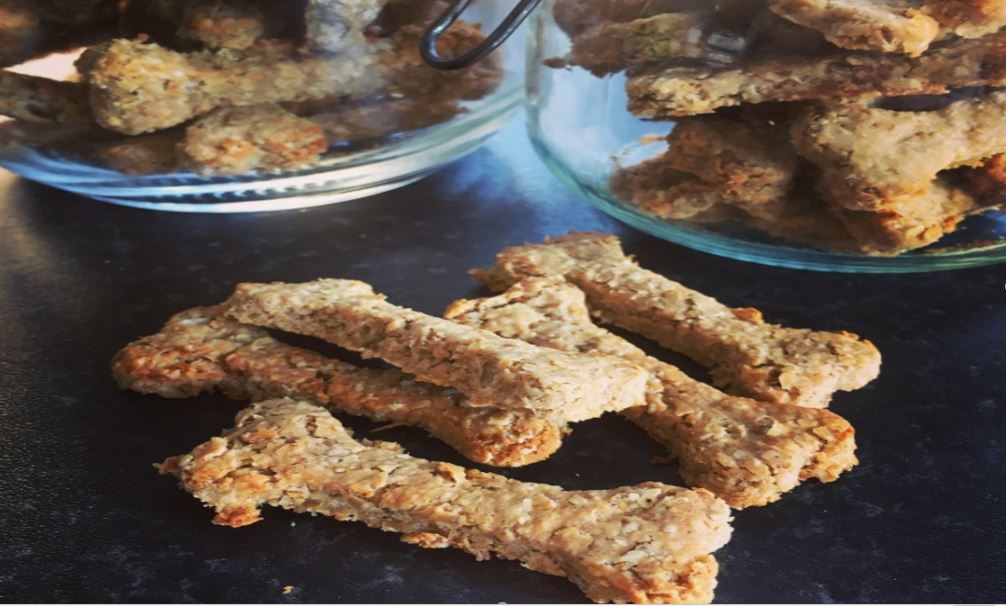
(221, 279), (650, 423)
(626, 32), (1006, 118)
(0, 72), (91, 124)
(472, 233), (881, 408)
(446, 277), (858, 509)
(833, 180), (988, 254)
(792, 93), (1006, 210)
(80, 21), (491, 135)
(767, 0), (940, 56)
(79, 38), (376, 135)
(569, 13), (741, 74)
(161, 398), (733, 604)
(178, 104), (328, 175)
(663, 116), (804, 221)
(609, 154), (740, 223)
(113, 307), (565, 467)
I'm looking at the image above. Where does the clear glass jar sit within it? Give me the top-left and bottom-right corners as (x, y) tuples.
(526, 0), (1006, 272)
(0, 0), (521, 212)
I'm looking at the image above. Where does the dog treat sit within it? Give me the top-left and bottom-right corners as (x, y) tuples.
(306, 0), (391, 52)
(925, 0), (1006, 37)
(834, 180), (988, 254)
(112, 307), (564, 467)
(178, 0), (268, 50)
(81, 19), (493, 135)
(553, 0), (756, 37)
(80, 38), (380, 135)
(97, 131), (184, 174)
(161, 398), (733, 604)
(663, 116), (803, 221)
(472, 233), (881, 408)
(0, 71), (91, 124)
(767, 0), (940, 56)
(792, 93), (1006, 210)
(445, 277), (859, 509)
(569, 13), (741, 75)
(610, 154), (740, 222)
(221, 279), (649, 423)
(178, 104), (328, 175)
(626, 32), (1006, 118)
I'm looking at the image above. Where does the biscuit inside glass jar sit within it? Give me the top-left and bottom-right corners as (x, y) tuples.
(534, 0), (1006, 260)
(0, 0), (505, 177)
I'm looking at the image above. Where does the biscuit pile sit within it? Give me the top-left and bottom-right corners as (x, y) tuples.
(557, 0), (1006, 255)
(113, 232), (882, 603)
(0, 0), (502, 176)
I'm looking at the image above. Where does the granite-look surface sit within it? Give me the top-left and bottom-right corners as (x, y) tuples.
(0, 118), (1003, 603)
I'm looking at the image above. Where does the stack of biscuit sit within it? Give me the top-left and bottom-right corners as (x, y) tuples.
(559, 0), (1006, 255)
(113, 232), (882, 603)
(0, 0), (502, 175)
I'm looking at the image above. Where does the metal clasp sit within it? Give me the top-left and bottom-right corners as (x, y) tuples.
(421, 0), (543, 70)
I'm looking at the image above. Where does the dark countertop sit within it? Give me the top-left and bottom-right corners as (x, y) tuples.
(1, 117), (1004, 604)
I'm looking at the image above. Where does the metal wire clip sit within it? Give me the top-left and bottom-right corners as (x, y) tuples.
(421, 0), (543, 70)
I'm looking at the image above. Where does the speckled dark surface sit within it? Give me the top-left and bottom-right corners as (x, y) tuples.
(0, 118), (1004, 604)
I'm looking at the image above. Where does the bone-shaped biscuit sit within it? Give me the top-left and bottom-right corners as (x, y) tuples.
(445, 277), (858, 508)
(80, 38), (378, 134)
(610, 154), (740, 223)
(768, 0), (940, 56)
(0, 71), (91, 124)
(178, 103), (328, 175)
(791, 93), (1006, 211)
(81, 21), (490, 134)
(626, 31), (1006, 118)
(112, 307), (564, 467)
(161, 398), (733, 604)
(662, 116), (804, 221)
(221, 279), (649, 423)
(569, 13), (741, 75)
(833, 180), (990, 254)
(472, 233), (881, 408)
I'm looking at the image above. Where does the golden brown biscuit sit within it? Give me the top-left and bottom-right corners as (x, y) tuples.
(178, 104), (328, 175)
(221, 279), (650, 424)
(626, 32), (1006, 118)
(472, 233), (882, 408)
(791, 93), (1006, 210)
(768, 0), (940, 56)
(161, 398), (733, 604)
(446, 277), (859, 509)
(113, 307), (565, 467)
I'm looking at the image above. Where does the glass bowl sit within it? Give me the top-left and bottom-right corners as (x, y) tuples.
(525, 0), (1006, 272)
(0, 0), (521, 213)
